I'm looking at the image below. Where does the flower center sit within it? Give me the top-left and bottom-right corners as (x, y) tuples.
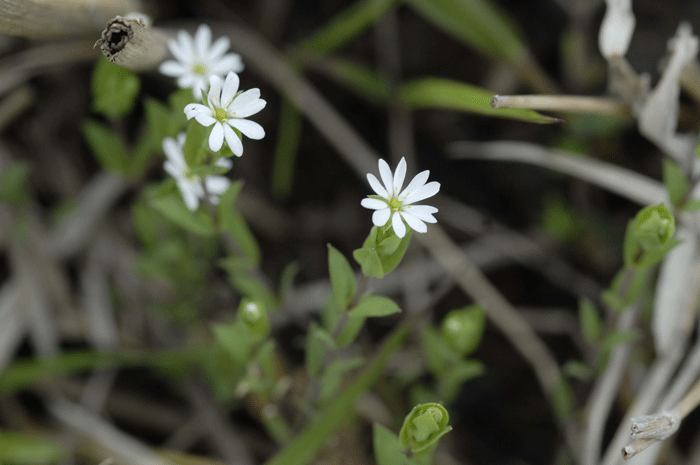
(192, 63), (207, 75)
(388, 197), (402, 212)
(214, 107), (229, 123)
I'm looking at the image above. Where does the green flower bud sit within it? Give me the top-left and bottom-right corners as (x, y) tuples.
(399, 403), (452, 454)
(623, 204), (680, 268)
(238, 299), (270, 339)
(441, 305), (486, 356)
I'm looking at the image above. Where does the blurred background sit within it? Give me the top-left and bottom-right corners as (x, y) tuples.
(2, 0), (700, 464)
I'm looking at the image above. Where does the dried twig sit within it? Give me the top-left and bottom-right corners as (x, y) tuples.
(95, 16), (169, 71)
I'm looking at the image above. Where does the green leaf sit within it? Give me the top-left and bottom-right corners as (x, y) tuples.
(322, 58), (390, 103)
(298, 0), (398, 55)
(272, 97), (303, 199)
(682, 199), (700, 212)
(182, 119), (210, 168)
(0, 162), (29, 205)
(421, 326), (458, 375)
(353, 247), (384, 278)
(306, 323), (337, 377)
(212, 321), (254, 364)
(377, 234), (401, 256)
(379, 228), (412, 275)
(403, 0), (525, 63)
(319, 356), (364, 403)
(149, 190), (217, 235)
(328, 245), (357, 309)
(663, 159), (690, 208)
(551, 376), (575, 420)
(349, 295), (400, 318)
(81, 120), (129, 174)
(227, 272), (278, 313)
(438, 359), (485, 401)
(563, 360), (592, 380)
(91, 58), (140, 120)
(263, 324), (410, 465)
(578, 299), (602, 343)
(600, 329), (640, 355)
(399, 403), (452, 455)
(278, 261), (300, 302)
(336, 315), (367, 347)
(373, 424), (410, 465)
(218, 204), (262, 267)
(398, 78), (560, 124)
(0, 430), (64, 464)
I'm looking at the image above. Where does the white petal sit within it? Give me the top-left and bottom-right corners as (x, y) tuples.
(209, 36), (230, 60)
(227, 119), (265, 139)
(377, 159), (394, 195)
(223, 124), (243, 156)
(184, 103), (209, 120)
(220, 72), (240, 108)
(194, 24), (212, 58)
(216, 157), (233, 169)
(194, 112), (217, 127)
(399, 170), (429, 200)
(403, 181), (440, 205)
(233, 99), (266, 118)
(361, 198), (388, 210)
(162, 137), (184, 165)
(159, 61), (187, 77)
(169, 32), (192, 63)
(599, 0), (635, 58)
(209, 123), (224, 151)
(367, 173), (389, 198)
(177, 74), (197, 89)
(178, 180), (201, 211)
(404, 205), (438, 223)
(393, 157), (407, 196)
(163, 161), (181, 179)
(207, 75), (223, 107)
(391, 211), (406, 238)
(372, 208), (391, 226)
(400, 211), (427, 233)
(230, 88), (261, 111)
(205, 176), (231, 195)
(212, 54), (244, 74)
(191, 79), (207, 99)
(176, 132), (187, 146)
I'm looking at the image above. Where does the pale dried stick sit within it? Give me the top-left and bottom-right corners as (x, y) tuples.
(95, 16), (169, 71)
(0, 0), (145, 38)
(491, 94), (633, 118)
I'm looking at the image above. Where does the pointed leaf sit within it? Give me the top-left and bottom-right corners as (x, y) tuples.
(349, 295), (400, 318)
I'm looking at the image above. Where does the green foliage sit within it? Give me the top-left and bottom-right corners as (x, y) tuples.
(239, 299), (271, 340)
(399, 78), (559, 123)
(403, 0), (526, 64)
(0, 162), (29, 205)
(354, 227), (412, 278)
(319, 356), (364, 403)
(328, 245), (357, 309)
(662, 159), (690, 208)
(182, 119), (211, 169)
(541, 196), (579, 241)
(272, 97), (303, 199)
(398, 403), (452, 455)
(306, 323), (337, 376)
(81, 120), (130, 174)
(91, 59), (140, 120)
(373, 424), (411, 465)
(551, 377), (575, 420)
(623, 203), (681, 269)
(298, 0), (397, 55)
(578, 299), (602, 343)
(563, 360), (592, 381)
(0, 431), (64, 464)
(349, 295), (400, 318)
(148, 188), (217, 235)
(440, 304), (486, 356)
(321, 58), (390, 103)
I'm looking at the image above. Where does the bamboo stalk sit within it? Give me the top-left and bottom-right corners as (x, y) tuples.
(94, 16), (169, 71)
(0, 0), (145, 38)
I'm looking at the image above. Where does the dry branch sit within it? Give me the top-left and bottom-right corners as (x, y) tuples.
(0, 0), (145, 38)
(95, 16), (169, 71)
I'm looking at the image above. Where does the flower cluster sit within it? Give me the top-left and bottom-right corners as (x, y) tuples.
(159, 25), (266, 210)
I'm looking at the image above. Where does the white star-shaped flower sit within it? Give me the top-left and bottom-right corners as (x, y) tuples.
(163, 132), (232, 211)
(361, 157), (440, 238)
(159, 24), (244, 98)
(183, 72), (266, 155)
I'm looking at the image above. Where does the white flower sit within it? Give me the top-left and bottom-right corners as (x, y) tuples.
(360, 157), (440, 238)
(184, 72), (266, 155)
(163, 132), (232, 211)
(159, 24), (244, 98)
(599, 0), (636, 59)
